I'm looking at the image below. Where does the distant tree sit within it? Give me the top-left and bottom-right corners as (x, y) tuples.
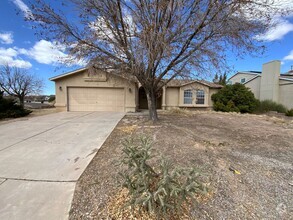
(214, 73), (227, 85)
(29, 0), (289, 121)
(213, 73), (219, 83)
(0, 65), (43, 107)
(219, 73), (227, 85)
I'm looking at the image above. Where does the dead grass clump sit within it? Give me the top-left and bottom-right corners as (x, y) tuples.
(117, 125), (137, 134)
(167, 108), (192, 116)
(105, 188), (193, 220)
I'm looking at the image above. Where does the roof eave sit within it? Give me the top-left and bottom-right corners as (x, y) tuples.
(49, 67), (88, 81)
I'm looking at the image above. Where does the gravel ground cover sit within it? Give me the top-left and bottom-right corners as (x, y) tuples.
(69, 111), (293, 220)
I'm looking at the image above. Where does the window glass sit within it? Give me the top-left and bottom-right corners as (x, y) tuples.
(240, 78), (246, 83)
(184, 90), (192, 104)
(196, 90), (205, 104)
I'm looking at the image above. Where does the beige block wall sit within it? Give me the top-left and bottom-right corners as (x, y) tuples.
(54, 70), (137, 112)
(279, 82), (293, 109)
(229, 73), (258, 84)
(245, 77), (261, 99)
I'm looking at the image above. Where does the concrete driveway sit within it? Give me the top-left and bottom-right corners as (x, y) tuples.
(0, 112), (124, 220)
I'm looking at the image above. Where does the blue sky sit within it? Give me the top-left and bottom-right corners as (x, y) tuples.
(0, 0), (293, 95)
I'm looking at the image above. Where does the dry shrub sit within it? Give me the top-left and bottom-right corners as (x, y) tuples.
(114, 137), (208, 219)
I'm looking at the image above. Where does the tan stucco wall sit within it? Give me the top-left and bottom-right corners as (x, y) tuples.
(229, 73), (258, 84)
(165, 87), (179, 109)
(54, 69), (137, 112)
(162, 84), (220, 110)
(209, 88), (220, 106)
(260, 61), (280, 102)
(179, 83), (210, 107)
(279, 82), (293, 109)
(245, 77), (261, 99)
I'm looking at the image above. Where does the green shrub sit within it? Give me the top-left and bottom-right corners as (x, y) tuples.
(286, 109), (293, 117)
(254, 100), (287, 113)
(48, 96), (55, 102)
(0, 91), (32, 119)
(118, 137), (207, 217)
(211, 83), (259, 113)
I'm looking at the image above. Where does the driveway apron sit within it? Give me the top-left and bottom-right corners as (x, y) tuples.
(0, 111), (124, 220)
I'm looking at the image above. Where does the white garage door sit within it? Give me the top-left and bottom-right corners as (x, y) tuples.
(68, 87), (125, 112)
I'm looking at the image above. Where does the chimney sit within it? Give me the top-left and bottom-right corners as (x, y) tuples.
(259, 60), (280, 102)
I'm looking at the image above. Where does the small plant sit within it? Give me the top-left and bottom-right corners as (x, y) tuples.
(254, 100), (287, 114)
(286, 109), (293, 117)
(118, 137), (207, 218)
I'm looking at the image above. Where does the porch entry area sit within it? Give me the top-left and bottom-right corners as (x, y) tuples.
(138, 87), (162, 110)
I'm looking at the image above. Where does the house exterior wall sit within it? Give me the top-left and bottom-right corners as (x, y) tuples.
(260, 60), (280, 102)
(228, 60), (293, 109)
(178, 83), (210, 107)
(209, 88), (220, 106)
(158, 83), (221, 110)
(229, 73), (258, 84)
(165, 87), (179, 109)
(54, 69), (137, 112)
(245, 77), (261, 99)
(279, 82), (293, 109)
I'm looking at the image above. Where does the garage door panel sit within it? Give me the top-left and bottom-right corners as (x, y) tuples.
(68, 87), (125, 112)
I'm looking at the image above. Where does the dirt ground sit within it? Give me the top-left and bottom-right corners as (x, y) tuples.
(69, 111), (293, 220)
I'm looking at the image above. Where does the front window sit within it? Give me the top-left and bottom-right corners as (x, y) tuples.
(196, 90), (205, 104)
(240, 78), (246, 83)
(184, 90), (192, 104)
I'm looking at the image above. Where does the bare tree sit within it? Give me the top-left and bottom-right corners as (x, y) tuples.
(0, 65), (43, 107)
(29, 0), (290, 121)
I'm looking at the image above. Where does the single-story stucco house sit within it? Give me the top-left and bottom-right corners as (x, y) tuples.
(50, 68), (222, 112)
(228, 60), (293, 109)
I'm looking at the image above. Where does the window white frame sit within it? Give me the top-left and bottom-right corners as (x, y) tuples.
(196, 90), (205, 104)
(183, 89), (192, 104)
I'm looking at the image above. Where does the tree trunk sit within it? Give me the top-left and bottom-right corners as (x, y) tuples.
(19, 96), (25, 108)
(146, 88), (158, 122)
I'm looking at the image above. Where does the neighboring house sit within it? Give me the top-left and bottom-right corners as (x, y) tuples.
(50, 68), (222, 112)
(228, 60), (293, 109)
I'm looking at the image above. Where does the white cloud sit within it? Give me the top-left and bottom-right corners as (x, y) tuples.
(284, 50), (293, 60)
(12, 0), (34, 19)
(19, 40), (87, 66)
(255, 18), (293, 41)
(0, 47), (32, 68)
(240, 1), (293, 42)
(0, 39), (86, 69)
(0, 32), (14, 44)
(19, 40), (68, 65)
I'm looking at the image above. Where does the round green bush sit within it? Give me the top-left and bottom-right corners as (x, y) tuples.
(211, 83), (259, 113)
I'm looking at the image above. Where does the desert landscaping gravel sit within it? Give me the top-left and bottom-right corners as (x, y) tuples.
(69, 111), (293, 219)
